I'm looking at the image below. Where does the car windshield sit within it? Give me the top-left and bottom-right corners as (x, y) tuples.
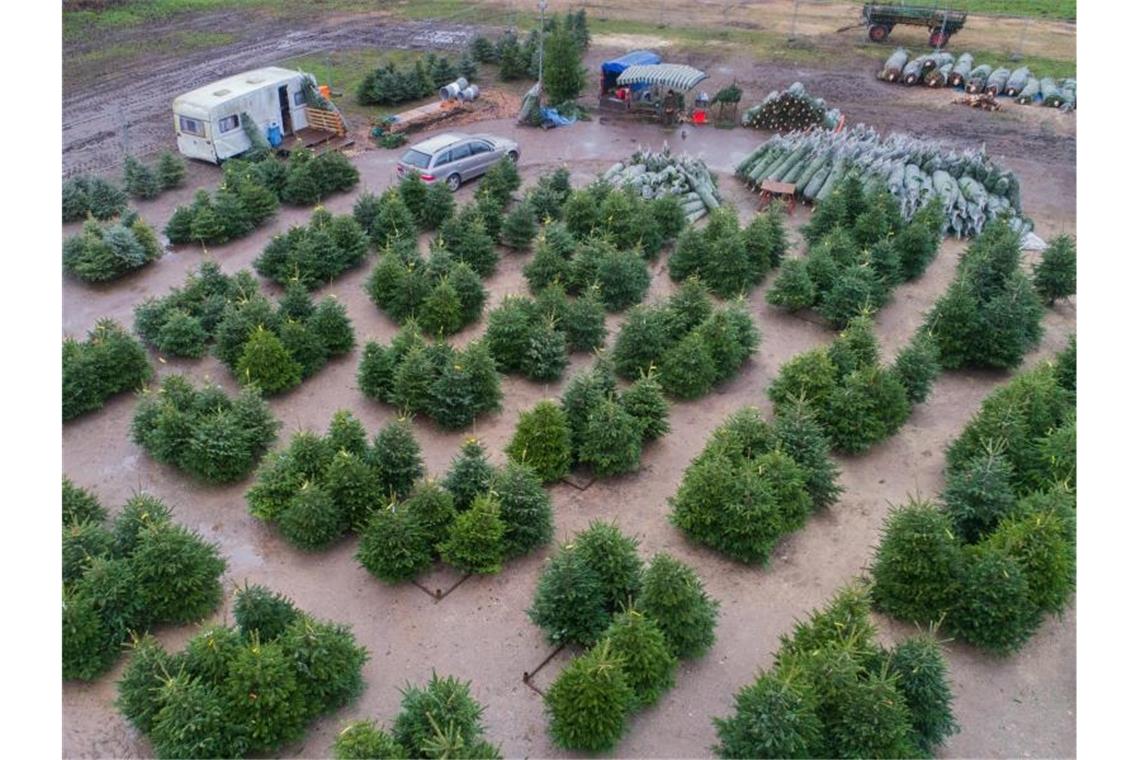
(401, 149), (432, 169)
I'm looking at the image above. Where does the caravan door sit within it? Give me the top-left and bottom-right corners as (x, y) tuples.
(278, 86), (294, 135)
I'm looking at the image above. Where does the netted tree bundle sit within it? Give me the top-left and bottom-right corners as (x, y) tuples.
(741, 82), (839, 132)
(733, 123), (1032, 238)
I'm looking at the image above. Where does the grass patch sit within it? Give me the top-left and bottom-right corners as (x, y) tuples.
(65, 30), (238, 81)
(818, 0), (1075, 22)
(63, 0), (271, 40)
(280, 48), (506, 125)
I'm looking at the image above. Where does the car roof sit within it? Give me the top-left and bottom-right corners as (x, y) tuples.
(410, 132), (472, 154)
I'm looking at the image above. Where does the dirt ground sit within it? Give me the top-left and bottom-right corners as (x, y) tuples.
(62, 8), (1076, 760)
(62, 109), (1076, 758)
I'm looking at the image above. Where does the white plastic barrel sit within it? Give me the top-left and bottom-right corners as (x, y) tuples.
(458, 85), (480, 102)
(438, 77), (470, 101)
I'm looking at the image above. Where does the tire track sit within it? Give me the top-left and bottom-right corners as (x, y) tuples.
(63, 16), (479, 177)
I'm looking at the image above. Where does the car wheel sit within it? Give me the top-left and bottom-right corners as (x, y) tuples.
(507, 150), (519, 163)
(446, 173), (461, 192)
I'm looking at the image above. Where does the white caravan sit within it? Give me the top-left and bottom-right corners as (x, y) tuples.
(172, 67), (316, 164)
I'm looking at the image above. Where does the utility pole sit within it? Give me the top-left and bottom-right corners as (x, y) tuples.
(538, 0), (548, 90)
(789, 0), (801, 43)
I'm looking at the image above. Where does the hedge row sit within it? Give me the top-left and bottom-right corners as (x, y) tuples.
(483, 285), (606, 381)
(612, 279), (761, 399)
(137, 267), (354, 393)
(358, 325), (502, 429)
(256, 207), (370, 289)
(134, 262), (257, 357)
(63, 212), (163, 283)
(670, 404), (842, 564)
(768, 316), (940, 453)
(561, 181), (686, 257)
(366, 242), (487, 336)
(669, 204), (788, 297)
(924, 217), (1045, 370)
(117, 585), (368, 758)
(712, 584), (958, 758)
(1033, 234), (1077, 305)
(357, 52), (470, 106)
(333, 673), (499, 759)
(248, 411), (411, 549)
(767, 177), (942, 327)
(531, 524), (719, 752)
(354, 174), (455, 239)
(62, 484), (225, 681)
(131, 375), (279, 483)
(870, 349), (1077, 654)
(63, 319), (152, 421)
(122, 152), (186, 200)
(505, 356), (669, 480)
(62, 175), (128, 223)
(165, 150), (358, 246)
(356, 439), (554, 582)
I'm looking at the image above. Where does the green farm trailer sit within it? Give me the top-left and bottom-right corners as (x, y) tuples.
(856, 3), (967, 47)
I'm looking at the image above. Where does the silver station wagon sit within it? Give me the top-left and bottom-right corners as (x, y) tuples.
(396, 132), (520, 191)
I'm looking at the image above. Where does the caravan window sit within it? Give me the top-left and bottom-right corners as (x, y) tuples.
(179, 116), (205, 136)
(293, 91), (305, 106)
(218, 115), (239, 133)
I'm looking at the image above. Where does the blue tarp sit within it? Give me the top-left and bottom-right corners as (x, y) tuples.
(539, 106), (576, 127)
(601, 50), (661, 77)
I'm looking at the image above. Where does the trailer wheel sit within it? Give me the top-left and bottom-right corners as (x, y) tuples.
(929, 30), (950, 47)
(868, 24), (891, 42)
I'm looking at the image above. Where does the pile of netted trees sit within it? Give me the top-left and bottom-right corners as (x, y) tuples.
(870, 342), (1076, 654)
(63, 320), (152, 421)
(333, 674), (500, 759)
(357, 52), (470, 106)
(63, 211), (164, 282)
(255, 207), (370, 289)
(357, 324), (501, 430)
(670, 404), (842, 564)
(131, 375), (279, 482)
(712, 584), (958, 759)
(530, 522), (719, 753)
(354, 437), (554, 582)
(612, 279), (760, 400)
(766, 176), (943, 327)
(741, 82), (842, 131)
(483, 286), (606, 382)
(668, 205), (788, 297)
(602, 147), (721, 223)
(923, 218), (1045, 370)
(734, 123), (1030, 238)
(768, 316), (941, 454)
(879, 48), (1076, 110)
(62, 175), (128, 223)
(62, 482), (224, 681)
(121, 152), (187, 200)
(165, 150), (358, 246)
(116, 584), (368, 758)
(505, 355), (669, 480)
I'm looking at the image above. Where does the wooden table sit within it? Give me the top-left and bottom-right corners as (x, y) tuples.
(758, 179), (797, 213)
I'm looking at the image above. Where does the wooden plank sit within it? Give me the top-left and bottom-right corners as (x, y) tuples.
(304, 107), (346, 135)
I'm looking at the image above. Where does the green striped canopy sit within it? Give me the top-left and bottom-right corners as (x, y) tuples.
(616, 64), (709, 91)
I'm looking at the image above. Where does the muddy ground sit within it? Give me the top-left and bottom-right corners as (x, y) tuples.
(62, 111), (1076, 758)
(62, 7), (1076, 759)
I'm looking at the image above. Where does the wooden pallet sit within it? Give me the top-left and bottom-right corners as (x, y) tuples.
(287, 127), (355, 155)
(305, 107), (347, 136)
